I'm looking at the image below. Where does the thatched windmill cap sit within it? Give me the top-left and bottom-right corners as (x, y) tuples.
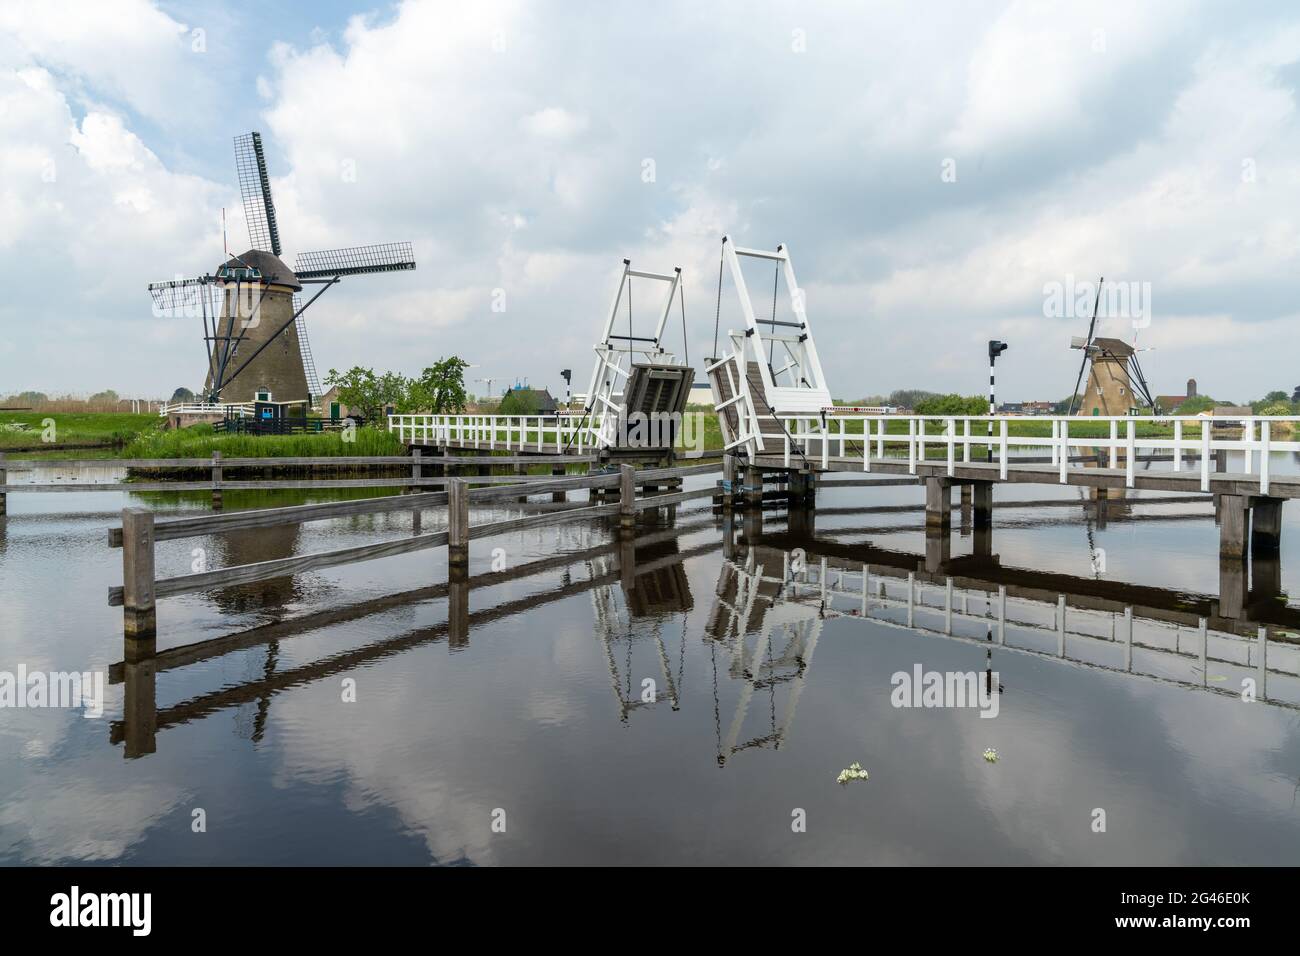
(217, 249), (301, 291)
(1089, 336), (1134, 357)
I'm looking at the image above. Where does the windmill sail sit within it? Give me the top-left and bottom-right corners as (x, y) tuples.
(234, 132), (281, 256)
(148, 276), (221, 316)
(295, 242), (416, 279)
(1066, 276), (1103, 415)
(292, 293), (322, 400)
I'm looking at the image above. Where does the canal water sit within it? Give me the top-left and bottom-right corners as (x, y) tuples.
(2, 458), (1300, 865)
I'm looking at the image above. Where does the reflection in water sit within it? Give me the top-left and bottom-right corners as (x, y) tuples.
(16, 471), (1300, 864)
(112, 512), (719, 756)
(114, 507), (1300, 769)
(590, 536), (691, 720)
(704, 547), (821, 764)
(209, 524), (306, 613)
(728, 535), (1300, 713)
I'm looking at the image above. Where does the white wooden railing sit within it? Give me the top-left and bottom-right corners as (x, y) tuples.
(159, 402), (255, 417)
(766, 414), (1300, 494)
(388, 413), (597, 454)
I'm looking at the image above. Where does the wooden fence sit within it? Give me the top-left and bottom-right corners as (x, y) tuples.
(107, 463), (719, 644)
(0, 449), (603, 512)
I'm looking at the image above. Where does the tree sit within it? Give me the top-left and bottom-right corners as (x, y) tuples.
(1252, 391), (1291, 413)
(1259, 401), (1292, 416)
(914, 393), (987, 416)
(498, 388), (541, 415)
(323, 366), (408, 422)
(1174, 395), (1216, 415)
(170, 386), (195, 403)
(888, 389), (937, 410)
(89, 389), (119, 404)
(407, 357), (469, 413)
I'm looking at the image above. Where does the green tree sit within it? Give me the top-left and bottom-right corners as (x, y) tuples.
(888, 389), (937, 410)
(89, 389), (119, 404)
(914, 393), (987, 416)
(1251, 391), (1291, 413)
(1174, 395), (1216, 415)
(1259, 401), (1292, 416)
(323, 366), (409, 422)
(498, 388), (541, 415)
(407, 357), (469, 413)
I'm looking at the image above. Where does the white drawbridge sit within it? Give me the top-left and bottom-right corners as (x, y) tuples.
(581, 259), (694, 450)
(705, 237), (833, 457)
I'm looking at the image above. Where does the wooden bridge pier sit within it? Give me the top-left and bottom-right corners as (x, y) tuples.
(1217, 494), (1284, 561)
(925, 477), (995, 531)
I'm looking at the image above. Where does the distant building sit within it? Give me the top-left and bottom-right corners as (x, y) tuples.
(998, 401), (1054, 416)
(318, 385), (354, 420)
(1155, 378), (1197, 412)
(501, 386), (558, 414)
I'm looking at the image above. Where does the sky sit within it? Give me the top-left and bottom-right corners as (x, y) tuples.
(4, 0), (1300, 403)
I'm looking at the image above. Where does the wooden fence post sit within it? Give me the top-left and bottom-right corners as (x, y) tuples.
(121, 507), (156, 642)
(410, 448), (424, 533)
(0, 451), (7, 517)
(720, 454), (735, 511)
(211, 450), (223, 510)
(447, 478), (469, 573)
(619, 464), (636, 531)
(552, 464), (566, 503)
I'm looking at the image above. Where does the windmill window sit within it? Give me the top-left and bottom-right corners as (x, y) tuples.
(1119, 386), (1126, 395)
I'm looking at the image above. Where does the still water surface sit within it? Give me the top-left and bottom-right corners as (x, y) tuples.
(2, 459), (1300, 864)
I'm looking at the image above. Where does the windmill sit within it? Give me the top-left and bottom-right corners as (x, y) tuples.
(1066, 277), (1158, 416)
(149, 132), (416, 407)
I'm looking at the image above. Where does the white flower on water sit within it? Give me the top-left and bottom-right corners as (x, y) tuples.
(837, 761), (869, 784)
(983, 748), (998, 763)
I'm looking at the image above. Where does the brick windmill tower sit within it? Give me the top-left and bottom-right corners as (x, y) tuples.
(149, 132), (416, 407)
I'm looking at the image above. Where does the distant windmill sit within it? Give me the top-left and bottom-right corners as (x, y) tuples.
(148, 132), (416, 405)
(1066, 277), (1158, 416)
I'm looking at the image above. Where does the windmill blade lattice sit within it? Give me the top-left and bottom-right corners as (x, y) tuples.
(148, 277), (221, 316)
(292, 293), (322, 400)
(295, 242), (416, 280)
(234, 132), (281, 256)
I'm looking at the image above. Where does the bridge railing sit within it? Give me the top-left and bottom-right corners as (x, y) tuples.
(389, 413), (601, 453)
(768, 414), (1300, 494)
(158, 402), (255, 417)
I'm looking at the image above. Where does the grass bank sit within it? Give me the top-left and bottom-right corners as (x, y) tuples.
(122, 423), (405, 462)
(0, 411), (159, 451)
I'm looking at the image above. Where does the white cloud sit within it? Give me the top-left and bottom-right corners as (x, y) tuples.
(5, 0), (1300, 402)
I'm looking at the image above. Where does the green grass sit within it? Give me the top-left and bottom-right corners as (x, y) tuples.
(120, 423), (406, 460)
(0, 411), (159, 450)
